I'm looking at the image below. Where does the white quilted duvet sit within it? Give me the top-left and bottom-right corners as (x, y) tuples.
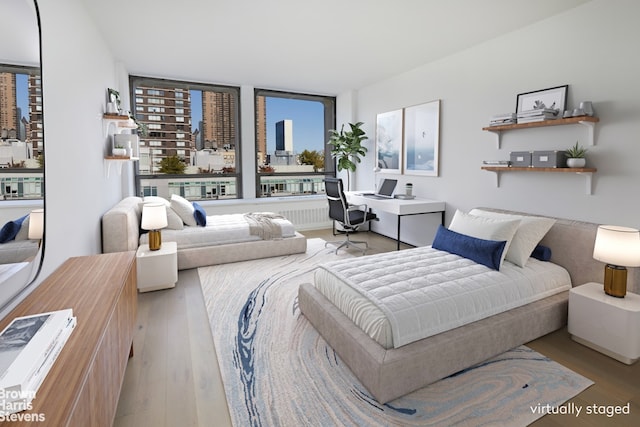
(314, 246), (571, 349)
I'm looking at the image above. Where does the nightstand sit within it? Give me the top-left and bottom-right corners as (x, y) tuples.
(568, 282), (640, 364)
(136, 241), (178, 292)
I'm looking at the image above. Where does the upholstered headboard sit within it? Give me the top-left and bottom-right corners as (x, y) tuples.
(479, 207), (640, 293)
(102, 196), (144, 253)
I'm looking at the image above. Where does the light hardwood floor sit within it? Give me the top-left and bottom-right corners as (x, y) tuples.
(114, 230), (640, 426)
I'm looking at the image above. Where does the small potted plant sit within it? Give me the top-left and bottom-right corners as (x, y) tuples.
(565, 141), (587, 168)
(113, 144), (127, 157)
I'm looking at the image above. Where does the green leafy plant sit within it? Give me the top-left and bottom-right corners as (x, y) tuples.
(565, 141), (587, 158)
(327, 122), (368, 190)
(158, 155), (186, 174)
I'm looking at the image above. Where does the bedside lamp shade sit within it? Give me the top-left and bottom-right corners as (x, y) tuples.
(593, 225), (640, 297)
(141, 203), (168, 251)
(28, 208), (44, 241)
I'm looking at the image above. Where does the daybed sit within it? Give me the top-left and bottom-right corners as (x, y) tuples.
(102, 196), (307, 269)
(298, 207), (640, 404)
(0, 213), (39, 264)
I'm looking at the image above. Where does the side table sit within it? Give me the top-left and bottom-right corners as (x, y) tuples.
(568, 282), (640, 364)
(136, 241), (178, 292)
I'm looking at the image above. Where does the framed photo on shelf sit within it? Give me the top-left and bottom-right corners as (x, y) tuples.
(375, 109), (403, 173)
(516, 85), (568, 113)
(403, 100), (440, 176)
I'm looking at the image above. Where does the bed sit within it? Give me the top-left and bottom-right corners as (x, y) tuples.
(298, 208), (640, 403)
(102, 195), (307, 269)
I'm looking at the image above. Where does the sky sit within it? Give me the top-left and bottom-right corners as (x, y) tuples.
(16, 73), (29, 120)
(189, 91), (325, 153)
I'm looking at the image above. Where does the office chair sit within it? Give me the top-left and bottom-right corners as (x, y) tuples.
(324, 177), (378, 254)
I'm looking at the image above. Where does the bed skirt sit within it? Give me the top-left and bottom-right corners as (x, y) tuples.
(298, 282), (568, 404)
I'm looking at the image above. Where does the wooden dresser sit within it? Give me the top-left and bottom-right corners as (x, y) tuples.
(0, 251), (137, 426)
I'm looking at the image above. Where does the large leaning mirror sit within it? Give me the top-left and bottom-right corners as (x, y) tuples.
(0, 0), (44, 315)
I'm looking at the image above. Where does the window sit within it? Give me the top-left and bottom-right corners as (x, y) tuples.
(0, 64), (43, 200)
(130, 76), (240, 200)
(254, 89), (335, 197)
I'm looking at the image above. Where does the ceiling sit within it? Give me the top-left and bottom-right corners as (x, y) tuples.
(81, 0), (591, 95)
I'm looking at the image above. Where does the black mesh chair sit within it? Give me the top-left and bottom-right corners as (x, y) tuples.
(324, 178), (378, 254)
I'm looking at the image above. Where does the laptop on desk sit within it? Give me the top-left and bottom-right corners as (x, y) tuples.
(361, 178), (398, 199)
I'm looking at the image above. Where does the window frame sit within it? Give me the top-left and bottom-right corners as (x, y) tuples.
(130, 75), (242, 200)
(254, 88), (336, 198)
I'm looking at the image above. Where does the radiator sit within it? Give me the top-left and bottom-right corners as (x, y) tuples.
(277, 206), (331, 231)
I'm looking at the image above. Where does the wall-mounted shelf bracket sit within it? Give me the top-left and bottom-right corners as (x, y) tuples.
(481, 166), (596, 195)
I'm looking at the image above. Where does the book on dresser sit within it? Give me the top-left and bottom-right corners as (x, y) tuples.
(0, 309), (76, 415)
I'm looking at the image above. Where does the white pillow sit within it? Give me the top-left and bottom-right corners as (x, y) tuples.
(170, 194), (197, 227)
(469, 209), (556, 267)
(449, 210), (521, 269)
(141, 198), (184, 230)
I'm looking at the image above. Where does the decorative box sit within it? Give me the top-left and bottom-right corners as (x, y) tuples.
(532, 150), (566, 168)
(510, 151), (532, 167)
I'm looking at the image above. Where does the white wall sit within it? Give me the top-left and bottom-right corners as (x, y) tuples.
(36, 0), (124, 279)
(348, 0), (640, 229)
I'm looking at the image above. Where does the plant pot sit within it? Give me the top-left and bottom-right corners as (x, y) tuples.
(112, 148), (127, 157)
(566, 158), (586, 168)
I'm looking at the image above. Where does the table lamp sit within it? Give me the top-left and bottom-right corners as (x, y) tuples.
(141, 203), (168, 251)
(28, 208), (44, 247)
(593, 225), (640, 297)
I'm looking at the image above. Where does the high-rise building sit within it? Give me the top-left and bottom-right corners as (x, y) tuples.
(134, 85), (192, 173)
(28, 73), (43, 155)
(202, 91), (236, 150)
(255, 96), (267, 164)
(275, 119), (293, 152)
(0, 73), (18, 135)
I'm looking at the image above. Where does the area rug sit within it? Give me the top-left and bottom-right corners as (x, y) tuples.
(198, 238), (593, 426)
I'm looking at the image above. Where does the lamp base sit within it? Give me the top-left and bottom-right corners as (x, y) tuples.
(603, 264), (627, 298)
(148, 230), (162, 251)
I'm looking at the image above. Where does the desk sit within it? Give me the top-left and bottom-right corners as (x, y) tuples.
(346, 192), (445, 249)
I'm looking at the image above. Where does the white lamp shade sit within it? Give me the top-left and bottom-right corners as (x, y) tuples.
(28, 208), (44, 240)
(593, 225), (640, 267)
(141, 203), (168, 230)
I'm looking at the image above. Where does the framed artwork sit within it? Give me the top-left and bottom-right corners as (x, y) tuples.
(403, 100), (440, 176)
(516, 85), (568, 113)
(375, 109), (403, 173)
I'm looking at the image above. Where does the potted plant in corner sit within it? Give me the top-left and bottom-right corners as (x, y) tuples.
(565, 141), (587, 168)
(327, 122), (368, 190)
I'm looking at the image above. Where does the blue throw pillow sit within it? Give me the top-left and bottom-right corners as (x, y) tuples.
(531, 244), (552, 261)
(192, 202), (207, 226)
(432, 225), (507, 270)
(0, 215), (28, 243)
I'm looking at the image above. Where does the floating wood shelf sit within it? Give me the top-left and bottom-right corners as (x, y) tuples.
(483, 116), (599, 148)
(481, 166), (597, 195)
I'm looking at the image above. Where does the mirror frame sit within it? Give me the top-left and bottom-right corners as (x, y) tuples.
(0, 0), (45, 317)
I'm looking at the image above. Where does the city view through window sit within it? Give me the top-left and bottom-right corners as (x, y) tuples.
(0, 66), (44, 200)
(131, 76), (335, 200)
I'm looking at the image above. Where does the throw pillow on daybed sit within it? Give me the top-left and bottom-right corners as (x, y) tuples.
(469, 209), (555, 267)
(192, 202), (207, 226)
(449, 209), (520, 269)
(170, 194), (197, 227)
(432, 225), (506, 270)
(142, 196), (184, 230)
(0, 215), (28, 243)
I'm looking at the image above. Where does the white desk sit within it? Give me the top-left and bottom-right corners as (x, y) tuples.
(346, 192), (445, 249)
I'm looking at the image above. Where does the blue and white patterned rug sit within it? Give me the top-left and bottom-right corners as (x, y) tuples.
(198, 238), (593, 426)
